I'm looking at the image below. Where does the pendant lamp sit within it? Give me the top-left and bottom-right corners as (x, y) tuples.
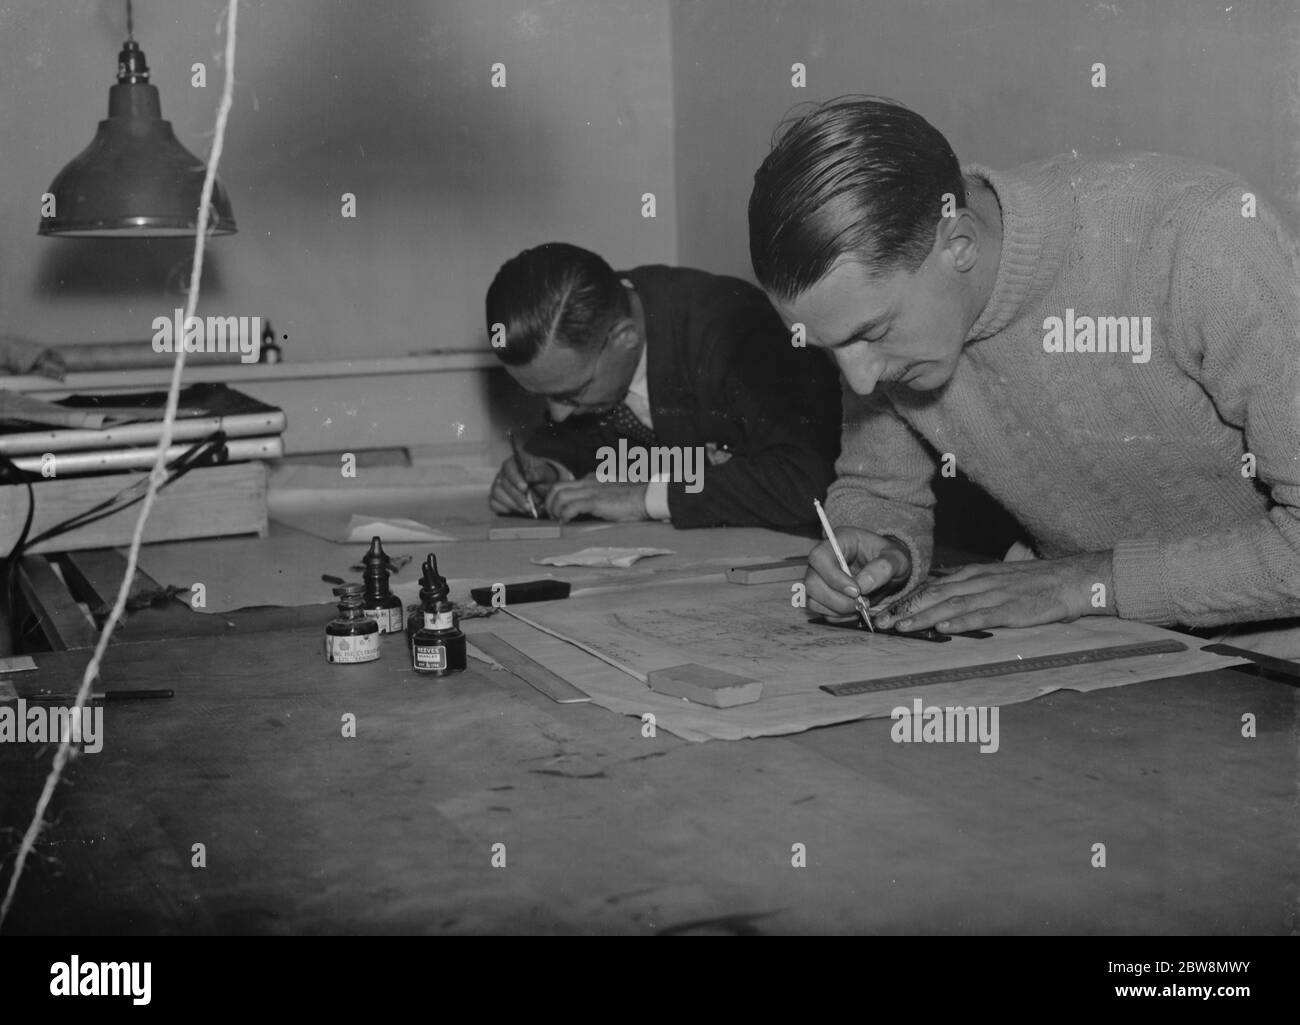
(38, 1), (237, 238)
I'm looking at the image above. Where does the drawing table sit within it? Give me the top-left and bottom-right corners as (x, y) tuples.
(0, 510), (1294, 934)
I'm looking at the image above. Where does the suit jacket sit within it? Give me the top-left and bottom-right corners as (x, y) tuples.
(525, 265), (841, 530)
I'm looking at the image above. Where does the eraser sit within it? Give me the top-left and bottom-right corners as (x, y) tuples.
(647, 663), (763, 708)
(488, 524), (563, 541)
(726, 558), (807, 585)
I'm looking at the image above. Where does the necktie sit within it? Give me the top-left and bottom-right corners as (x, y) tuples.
(601, 401), (657, 448)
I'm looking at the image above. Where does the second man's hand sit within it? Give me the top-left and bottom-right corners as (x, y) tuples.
(546, 476), (651, 523)
(488, 450), (561, 517)
(805, 526), (911, 618)
(872, 551), (1116, 633)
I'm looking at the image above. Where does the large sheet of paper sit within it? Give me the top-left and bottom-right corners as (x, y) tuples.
(480, 579), (1246, 742)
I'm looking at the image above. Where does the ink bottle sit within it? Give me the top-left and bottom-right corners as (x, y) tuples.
(406, 554), (449, 636)
(260, 319), (283, 364)
(411, 598), (467, 676)
(324, 583), (380, 664)
(362, 536), (404, 633)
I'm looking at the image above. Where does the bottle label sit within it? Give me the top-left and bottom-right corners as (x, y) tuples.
(424, 610), (455, 630)
(326, 632), (380, 664)
(364, 606), (404, 633)
(414, 643), (447, 672)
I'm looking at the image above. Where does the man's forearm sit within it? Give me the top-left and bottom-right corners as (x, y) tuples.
(1111, 518), (1300, 627)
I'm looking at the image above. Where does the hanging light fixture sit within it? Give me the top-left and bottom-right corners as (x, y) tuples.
(38, 0), (237, 238)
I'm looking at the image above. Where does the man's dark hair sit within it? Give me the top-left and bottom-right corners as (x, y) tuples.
(485, 243), (629, 366)
(748, 96), (965, 300)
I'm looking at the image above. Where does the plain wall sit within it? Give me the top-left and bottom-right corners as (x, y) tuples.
(670, 0), (1300, 280)
(0, 0), (677, 361)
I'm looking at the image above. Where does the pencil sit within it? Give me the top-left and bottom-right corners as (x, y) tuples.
(507, 429), (539, 519)
(813, 499), (874, 632)
(26, 689), (174, 703)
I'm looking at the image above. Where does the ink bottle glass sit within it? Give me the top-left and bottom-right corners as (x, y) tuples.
(362, 536), (404, 634)
(411, 599), (466, 676)
(407, 554), (449, 636)
(325, 583), (380, 664)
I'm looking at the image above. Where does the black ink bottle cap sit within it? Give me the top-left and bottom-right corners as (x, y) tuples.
(418, 554), (449, 608)
(363, 536), (395, 599)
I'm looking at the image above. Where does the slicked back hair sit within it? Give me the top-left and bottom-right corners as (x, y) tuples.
(485, 243), (630, 367)
(748, 96), (966, 301)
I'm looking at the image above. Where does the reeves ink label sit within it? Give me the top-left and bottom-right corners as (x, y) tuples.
(413, 643), (447, 671)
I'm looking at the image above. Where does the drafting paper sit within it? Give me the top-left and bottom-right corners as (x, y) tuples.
(480, 579), (1246, 742)
(532, 546), (675, 568)
(339, 514), (458, 543)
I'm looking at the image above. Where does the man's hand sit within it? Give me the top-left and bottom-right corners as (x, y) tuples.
(805, 527), (911, 617)
(545, 477), (650, 523)
(488, 451), (560, 517)
(873, 551), (1116, 633)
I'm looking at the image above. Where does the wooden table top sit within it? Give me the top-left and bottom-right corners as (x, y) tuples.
(2, 499), (1296, 934)
(1, 599), (1294, 934)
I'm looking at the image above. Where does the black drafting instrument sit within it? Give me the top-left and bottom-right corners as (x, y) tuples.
(470, 579), (571, 606)
(1202, 643), (1300, 685)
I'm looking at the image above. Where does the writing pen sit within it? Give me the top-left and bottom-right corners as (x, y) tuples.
(813, 499), (874, 632)
(507, 429), (539, 519)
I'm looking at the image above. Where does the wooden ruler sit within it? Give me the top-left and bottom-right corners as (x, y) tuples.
(821, 639), (1188, 697)
(469, 632), (591, 704)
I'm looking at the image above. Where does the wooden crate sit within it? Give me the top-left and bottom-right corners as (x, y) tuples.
(0, 462), (268, 555)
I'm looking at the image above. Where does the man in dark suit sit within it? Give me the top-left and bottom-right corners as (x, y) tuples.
(485, 242), (840, 530)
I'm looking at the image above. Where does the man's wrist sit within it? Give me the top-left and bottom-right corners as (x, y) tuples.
(644, 480), (670, 520)
(1081, 550), (1118, 616)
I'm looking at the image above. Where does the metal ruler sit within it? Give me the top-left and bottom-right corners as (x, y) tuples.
(821, 639), (1188, 697)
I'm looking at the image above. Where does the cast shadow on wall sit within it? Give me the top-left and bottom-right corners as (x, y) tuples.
(34, 237), (227, 306)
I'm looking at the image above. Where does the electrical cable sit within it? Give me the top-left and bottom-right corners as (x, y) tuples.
(26, 432), (228, 549)
(1, 431), (227, 646)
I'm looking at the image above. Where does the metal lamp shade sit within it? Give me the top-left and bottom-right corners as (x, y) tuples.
(39, 80), (236, 238)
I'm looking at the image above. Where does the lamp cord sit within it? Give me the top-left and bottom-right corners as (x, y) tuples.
(126, 0), (133, 41)
(2, 430), (228, 648)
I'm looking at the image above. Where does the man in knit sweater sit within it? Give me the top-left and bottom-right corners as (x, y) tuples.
(747, 96), (1300, 654)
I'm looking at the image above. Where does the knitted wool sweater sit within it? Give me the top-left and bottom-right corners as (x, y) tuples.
(824, 152), (1300, 628)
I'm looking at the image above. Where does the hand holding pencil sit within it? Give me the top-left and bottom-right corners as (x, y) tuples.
(807, 499), (912, 624)
(489, 431), (561, 518)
